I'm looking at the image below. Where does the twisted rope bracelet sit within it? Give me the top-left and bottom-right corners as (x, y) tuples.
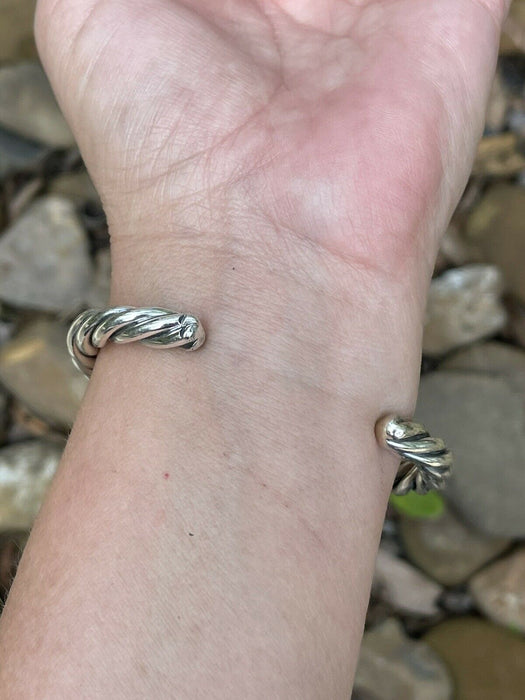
(67, 306), (205, 377)
(67, 306), (452, 493)
(377, 416), (452, 495)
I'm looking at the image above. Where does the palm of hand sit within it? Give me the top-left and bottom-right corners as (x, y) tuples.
(37, 0), (503, 273)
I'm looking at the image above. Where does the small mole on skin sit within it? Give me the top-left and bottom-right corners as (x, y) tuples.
(188, 532), (194, 536)
(163, 472), (170, 480)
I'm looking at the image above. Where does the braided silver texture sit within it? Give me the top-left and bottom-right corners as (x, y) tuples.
(378, 416), (452, 495)
(67, 306), (205, 377)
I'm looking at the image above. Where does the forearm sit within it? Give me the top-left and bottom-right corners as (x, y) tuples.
(0, 232), (422, 698)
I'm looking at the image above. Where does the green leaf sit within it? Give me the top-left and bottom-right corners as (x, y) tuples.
(389, 491), (445, 519)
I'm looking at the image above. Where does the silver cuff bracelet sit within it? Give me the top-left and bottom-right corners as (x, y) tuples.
(377, 415), (452, 495)
(67, 307), (452, 494)
(67, 306), (205, 377)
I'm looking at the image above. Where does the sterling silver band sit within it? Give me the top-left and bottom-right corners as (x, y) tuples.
(67, 306), (205, 377)
(376, 415), (452, 494)
(68, 310), (449, 495)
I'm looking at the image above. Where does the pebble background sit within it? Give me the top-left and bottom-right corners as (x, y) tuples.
(1, 2), (525, 698)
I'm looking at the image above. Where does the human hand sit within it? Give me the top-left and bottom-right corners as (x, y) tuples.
(35, 0), (509, 420)
(35, 0), (507, 259)
(33, 0), (511, 498)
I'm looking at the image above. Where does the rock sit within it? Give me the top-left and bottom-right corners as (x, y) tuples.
(0, 316), (15, 346)
(0, 0), (37, 63)
(365, 596), (392, 631)
(499, 53), (525, 96)
(399, 507), (510, 586)
(441, 341), (525, 392)
(0, 196), (92, 313)
(8, 400), (66, 443)
(381, 516), (398, 540)
(416, 370), (525, 537)
(0, 440), (61, 531)
(472, 133), (525, 176)
(438, 588), (475, 616)
(501, 0), (525, 54)
(49, 169), (99, 205)
(351, 689), (380, 700)
(470, 548), (525, 634)
(465, 184), (525, 305)
(7, 177), (43, 221)
(0, 126), (49, 179)
(0, 62), (74, 148)
(85, 248), (111, 308)
(423, 265), (507, 356)
(508, 107), (525, 137)
(354, 619), (452, 700)
(425, 618), (525, 700)
(438, 222), (476, 268)
(484, 71), (508, 133)
(373, 547), (442, 617)
(0, 319), (88, 430)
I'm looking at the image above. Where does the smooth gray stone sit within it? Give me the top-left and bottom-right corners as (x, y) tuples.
(354, 619), (452, 700)
(470, 547), (525, 634)
(0, 317), (15, 346)
(465, 184), (525, 304)
(423, 265), (507, 356)
(0, 196), (92, 313)
(400, 507), (510, 586)
(0, 126), (49, 178)
(48, 169), (99, 205)
(425, 618), (525, 700)
(0, 318), (87, 430)
(0, 440), (61, 531)
(416, 370), (525, 537)
(0, 62), (74, 148)
(441, 341), (525, 393)
(373, 547), (442, 617)
(0, 0), (37, 63)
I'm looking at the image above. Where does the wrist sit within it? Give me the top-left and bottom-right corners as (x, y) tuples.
(106, 222), (424, 460)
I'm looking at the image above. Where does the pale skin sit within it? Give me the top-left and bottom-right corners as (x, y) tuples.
(0, 0), (508, 697)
